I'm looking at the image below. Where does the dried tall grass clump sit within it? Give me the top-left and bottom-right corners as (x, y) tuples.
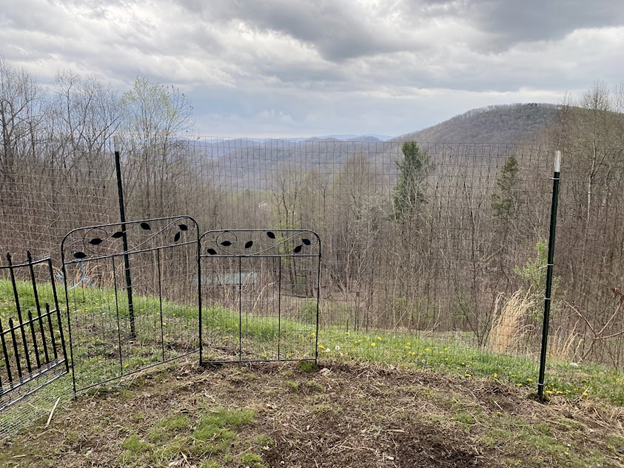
(547, 327), (582, 363)
(488, 290), (534, 354)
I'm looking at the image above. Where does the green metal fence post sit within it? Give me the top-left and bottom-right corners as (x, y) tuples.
(114, 136), (136, 339)
(538, 150), (561, 401)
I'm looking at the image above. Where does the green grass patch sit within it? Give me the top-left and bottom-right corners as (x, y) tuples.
(316, 327), (624, 405)
(115, 406), (258, 466)
(4, 277), (624, 417)
(240, 452), (267, 468)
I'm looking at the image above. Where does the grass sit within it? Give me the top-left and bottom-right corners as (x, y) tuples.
(313, 327), (624, 404)
(115, 405), (258, 467)
(488, 290), (534, 354)
(3, 278), (624, 405)
(4, 276), (624, 457)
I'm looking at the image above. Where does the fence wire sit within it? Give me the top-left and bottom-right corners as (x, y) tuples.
(1, 137), (622, 436)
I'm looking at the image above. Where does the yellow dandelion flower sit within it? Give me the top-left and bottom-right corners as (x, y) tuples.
(371, 342), (376, 347)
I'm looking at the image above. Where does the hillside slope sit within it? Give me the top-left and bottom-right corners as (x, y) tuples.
(395, 103), (561, 146)
(207, 103), (562, 187)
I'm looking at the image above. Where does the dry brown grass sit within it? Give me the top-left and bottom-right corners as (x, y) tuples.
(488, 290), (534, 354)
(547, 327), (582, 363)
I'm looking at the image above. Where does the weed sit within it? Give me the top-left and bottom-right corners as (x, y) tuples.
(193, 425), (235, 443)
(240, 452), (267, 467)
(254, 434), (274, 449)
(198, 461), (223, 468)
(120, 434), (153, 455)
(453, 411), (475, 425)
(298, 361), (317, 373)
(284, 380), (300, 391)
(304, 380), (325, 392)
(147, 414), (191, 443)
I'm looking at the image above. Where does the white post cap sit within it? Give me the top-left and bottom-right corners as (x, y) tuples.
(554, 150), (561, 172)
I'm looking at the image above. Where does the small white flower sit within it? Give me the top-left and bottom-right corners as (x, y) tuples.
(335, 345), (340, 351)
(325, 348), (331, 352)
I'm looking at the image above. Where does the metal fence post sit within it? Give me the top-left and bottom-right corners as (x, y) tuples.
(113, 136), (136, 338)
(538, 150), (561, 401)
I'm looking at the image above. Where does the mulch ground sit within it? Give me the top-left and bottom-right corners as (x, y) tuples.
(2, 359), (624, 467)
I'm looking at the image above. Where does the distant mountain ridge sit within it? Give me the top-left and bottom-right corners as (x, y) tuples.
(201, 103), (563, 188)
(394, 103), (561, 146)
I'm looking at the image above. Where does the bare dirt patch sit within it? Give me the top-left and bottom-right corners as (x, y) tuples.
(1, 360), (624, 467)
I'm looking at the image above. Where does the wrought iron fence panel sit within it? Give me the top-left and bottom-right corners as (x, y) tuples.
(199, 229), (321, 364)
(60, 216), (200, 393)
(0, 252), (68, 411)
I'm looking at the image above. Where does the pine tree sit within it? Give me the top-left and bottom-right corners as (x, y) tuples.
(491, 156), (520, 221)
(393, 141), (433, 221)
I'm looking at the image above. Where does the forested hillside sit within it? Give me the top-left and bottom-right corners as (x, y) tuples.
(2, 56), (624, 368)
(207, 104), (562, 185)
(396, 103), (561, 145)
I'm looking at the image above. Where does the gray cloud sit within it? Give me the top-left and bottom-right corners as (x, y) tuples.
(474, 0), (624, 44)
(179, 0), (413, 61)
(0, 0), (622, 136)
(418, 0), (624, 49)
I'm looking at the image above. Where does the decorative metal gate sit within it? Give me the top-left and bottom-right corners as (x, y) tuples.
(60, 216), (200, 393)
(199, 229), (321, 364)
(0, 252), (68, 411)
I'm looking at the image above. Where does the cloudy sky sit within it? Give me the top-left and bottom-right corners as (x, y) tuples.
(1, 0), (623, 138)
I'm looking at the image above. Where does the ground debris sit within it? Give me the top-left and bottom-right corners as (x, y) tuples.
(2, 359), (624, 468)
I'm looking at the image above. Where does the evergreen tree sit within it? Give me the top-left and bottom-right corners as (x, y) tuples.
(393, 140), (433, 221)
(491, 156), (520, 221)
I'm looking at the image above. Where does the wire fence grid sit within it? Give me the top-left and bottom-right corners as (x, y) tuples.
(1, 137), (623, 437)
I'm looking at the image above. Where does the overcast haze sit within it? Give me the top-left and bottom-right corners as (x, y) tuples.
(1, 0), (623, 137)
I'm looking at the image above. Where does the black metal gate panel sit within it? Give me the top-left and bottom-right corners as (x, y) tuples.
(199, 229), (320, 364)
(61, 216), (199, 393)
(0, 252), (68, 411)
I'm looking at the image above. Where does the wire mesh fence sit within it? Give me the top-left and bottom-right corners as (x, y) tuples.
(1, 139), (556, 348)
(2, 136), (624, 436)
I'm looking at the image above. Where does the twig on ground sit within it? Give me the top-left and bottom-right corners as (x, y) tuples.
(45, 398), (61, 428)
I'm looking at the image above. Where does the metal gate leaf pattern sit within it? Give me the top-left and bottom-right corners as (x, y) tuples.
(200, 229), (321, 364)
(61, 216), (200, 393)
